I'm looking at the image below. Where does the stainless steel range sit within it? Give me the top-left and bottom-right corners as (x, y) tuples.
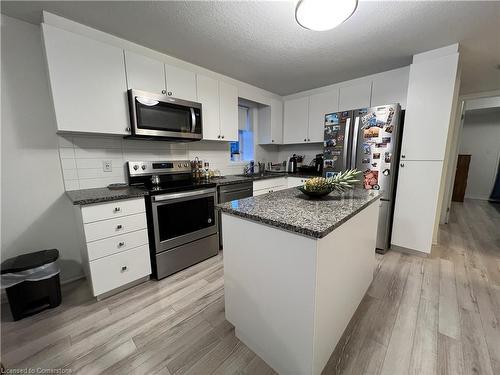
(127, 160), (218, 279)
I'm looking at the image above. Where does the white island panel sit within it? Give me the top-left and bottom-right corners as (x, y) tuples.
(222, 198), (380, 375)
(223, 213), (318, 374)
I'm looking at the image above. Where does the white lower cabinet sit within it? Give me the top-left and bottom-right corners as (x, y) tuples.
(287, 177), (308, 188)
(253, 178), (287, 196)
(76, 198), (151, 298)
(391, 160), (444, 254)
(89, 245), (151, 297)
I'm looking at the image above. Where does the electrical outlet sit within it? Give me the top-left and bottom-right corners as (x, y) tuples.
(103, 160), (112, 172)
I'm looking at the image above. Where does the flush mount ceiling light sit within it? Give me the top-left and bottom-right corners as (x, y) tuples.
(295, 0), (358, 31)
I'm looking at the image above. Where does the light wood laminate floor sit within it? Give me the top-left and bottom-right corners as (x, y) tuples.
(1, 199), (499, 374)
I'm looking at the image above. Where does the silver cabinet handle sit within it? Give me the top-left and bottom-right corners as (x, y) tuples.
(121, 266), (127, 271)
(161, 89), (166, 94)
(116, 224), (123, 230)
(221, 135), (225, 139)
(118, 242), (125, 247)
(307, 138), (310, 141)
(401, 154), (406, 158)
(272, 140), (274, 143)
(304, 138), (307, 142)
(208, 218), (212, 224)
(167, 91), (172, 96)
(217, 135), (221, 139)
(114, 207), (121, 212)
(400, 163), (405, 167)
(126, 127), (131, 132)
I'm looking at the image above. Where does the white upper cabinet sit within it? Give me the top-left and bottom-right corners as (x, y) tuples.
(42, 24), (129, 135)
(283, 97), (309, 144)
(370, 67), (410, 108)
(165, 64), (197, 102)
(338, 81), (372, 111)
(258, 98), (283, 145)
(308, 90), (339, 142)
(400, 53), (459, 161)
(124, 50), (166, 94)
(197, 75), (238, 142)
(197, 74), (220, 141)
(219, 81), (238, 142)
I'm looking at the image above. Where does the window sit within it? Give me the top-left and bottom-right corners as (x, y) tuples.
(230, 106), (254, 161)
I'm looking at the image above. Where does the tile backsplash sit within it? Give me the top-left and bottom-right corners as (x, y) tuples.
(58, 135), (245, 190)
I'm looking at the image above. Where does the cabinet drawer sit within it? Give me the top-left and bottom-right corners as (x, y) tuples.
(87, 229), (149, 261)
(81, 198), (145, 223)
(89, 244), (151, 296)
(253, 178), (287, 191)
(84, 213), (147, 242)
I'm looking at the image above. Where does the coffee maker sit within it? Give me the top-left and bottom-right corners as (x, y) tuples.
(314, 154), (324, 174)
(287, 155), (298, 173)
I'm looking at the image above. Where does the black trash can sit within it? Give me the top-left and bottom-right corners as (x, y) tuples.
(1, 249), (61, 321)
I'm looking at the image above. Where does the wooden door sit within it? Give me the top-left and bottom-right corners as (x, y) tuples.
(452, 154), (471, 202)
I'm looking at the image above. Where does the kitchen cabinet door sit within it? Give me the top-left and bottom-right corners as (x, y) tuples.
(258, 98), (283, 145)
(42, 24), (129, 135)
(391, 160), (443, 254)
(308, 90), (339, 142)
(338, 81), (372, 111)
(283, 97), (309, 144)
(124, 50), (166, 94)
(196, 74), (220, 141)
(219, 81), (239, 142)
(370, 67), (410, 109)
(400, 53), (459, 161)
(165, 64), (197, 102)
(287, 177), (308, 188)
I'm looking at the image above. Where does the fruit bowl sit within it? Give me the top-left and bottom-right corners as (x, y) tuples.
(297, 186), (333, 198)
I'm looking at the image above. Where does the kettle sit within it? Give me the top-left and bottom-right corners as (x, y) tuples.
(287, 155), (298, 173)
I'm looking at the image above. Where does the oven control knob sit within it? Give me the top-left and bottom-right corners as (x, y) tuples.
(141, 165), (147, 170)
(133, 164), (139, 170)
(184, 163), (189, 167)
(178, 163), (182, 168)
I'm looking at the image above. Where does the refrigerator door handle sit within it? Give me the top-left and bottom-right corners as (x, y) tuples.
(344, 117), (351, 170)
(351, 116), (360, 169)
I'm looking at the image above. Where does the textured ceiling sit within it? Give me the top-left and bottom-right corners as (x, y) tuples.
(1, 1), (499, 96)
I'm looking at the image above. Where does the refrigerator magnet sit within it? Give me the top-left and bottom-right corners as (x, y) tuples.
(383, 169), (390, 176)
(382, 137), (391, 143)
(373, 152), (381, 159)
(363, 143), (371, 154)
(362, 158), (370, 164)
(384, 152), (392, 163)
(372, 163), (378, 167)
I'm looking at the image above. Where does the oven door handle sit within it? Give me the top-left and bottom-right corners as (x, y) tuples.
(190, 107), (196, 133)
(152, 188), (215, 202)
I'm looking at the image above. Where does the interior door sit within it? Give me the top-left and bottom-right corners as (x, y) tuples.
(451, 154), (471, 202)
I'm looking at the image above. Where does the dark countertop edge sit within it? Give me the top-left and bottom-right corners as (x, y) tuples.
(65, 189), (148, 206)
(217, 193), (382, 239)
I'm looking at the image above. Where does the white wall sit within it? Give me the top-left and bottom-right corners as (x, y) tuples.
(278, 143), (323, 166)
(459, 108), (500, 200)
(1, 15), (83, 282)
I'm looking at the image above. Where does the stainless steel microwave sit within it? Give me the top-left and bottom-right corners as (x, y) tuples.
(127, 89), (202, 141)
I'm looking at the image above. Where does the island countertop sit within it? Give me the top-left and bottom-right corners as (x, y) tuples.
(217, 187), (382, 239)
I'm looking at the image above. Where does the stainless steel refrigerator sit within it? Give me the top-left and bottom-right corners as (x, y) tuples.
(323, 104), (403, 252)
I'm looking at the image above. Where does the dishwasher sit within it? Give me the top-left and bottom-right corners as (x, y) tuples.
(217, 181), (253, 248)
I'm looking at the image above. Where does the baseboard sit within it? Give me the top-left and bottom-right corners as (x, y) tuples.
(390, 245), (430, 258)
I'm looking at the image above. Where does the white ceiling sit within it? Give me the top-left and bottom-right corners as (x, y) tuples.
(2, 1), (499, 96)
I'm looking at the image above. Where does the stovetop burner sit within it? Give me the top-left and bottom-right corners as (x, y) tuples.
(126, 159), (216, 195)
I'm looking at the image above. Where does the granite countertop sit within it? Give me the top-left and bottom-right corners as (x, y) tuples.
(66, 172), (322, 205)
(213, 171), (321, 186)
(66, 186), (148, 205)
(217, 187), (382, 239)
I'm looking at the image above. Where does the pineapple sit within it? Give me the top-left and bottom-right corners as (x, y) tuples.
(303, 170), (361, 193)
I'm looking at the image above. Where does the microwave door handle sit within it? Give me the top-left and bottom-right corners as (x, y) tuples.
(190, 108), (196, 133)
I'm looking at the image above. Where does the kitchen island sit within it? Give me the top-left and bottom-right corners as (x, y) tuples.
(218, 187), (381, 375)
